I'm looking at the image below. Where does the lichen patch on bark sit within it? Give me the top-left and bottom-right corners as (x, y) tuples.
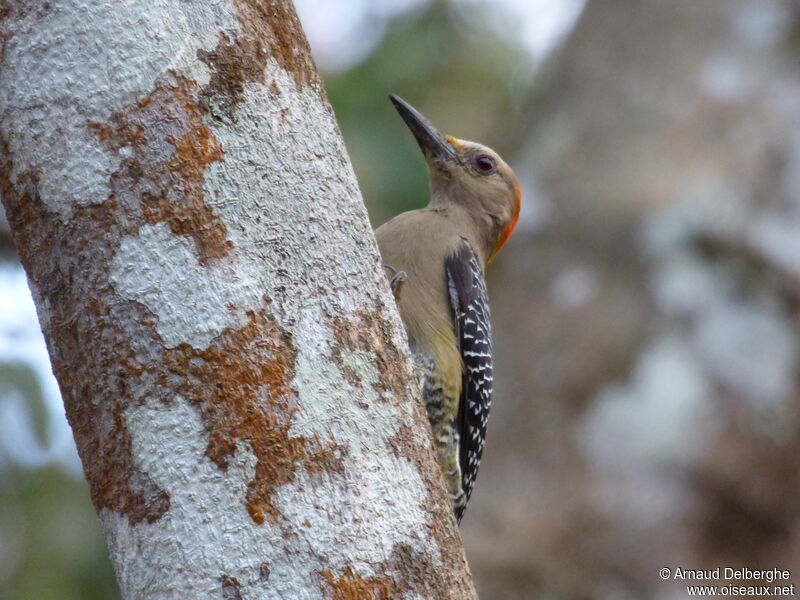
(90, 72), (230, 264)
(330, 303), (415, 398)
(0, 1), (239, 221)
(317, 543), (450, 600)
(0, 154), (170, 524)
(198, 0), (323, 118)
(320, 567), (393, 600)
(162, 309), (344, 524)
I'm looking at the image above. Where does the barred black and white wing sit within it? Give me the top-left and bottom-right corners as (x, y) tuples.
(446, 238), (493, 522)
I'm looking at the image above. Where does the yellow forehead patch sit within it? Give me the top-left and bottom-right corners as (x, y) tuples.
(445, 135), (461, 150)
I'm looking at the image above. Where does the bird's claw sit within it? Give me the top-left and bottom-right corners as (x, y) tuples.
(383, 264), (407, 301)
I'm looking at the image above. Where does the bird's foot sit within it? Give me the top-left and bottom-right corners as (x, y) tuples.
(383, 264), (407, 301)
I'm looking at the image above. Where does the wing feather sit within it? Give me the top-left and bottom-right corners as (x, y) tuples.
(445, 238), (493, 521)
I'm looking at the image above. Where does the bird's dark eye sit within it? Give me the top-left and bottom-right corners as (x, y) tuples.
(473, 154), (496, 175)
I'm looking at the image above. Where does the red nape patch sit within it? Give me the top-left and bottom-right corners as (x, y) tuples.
(489, 184), (521, 262)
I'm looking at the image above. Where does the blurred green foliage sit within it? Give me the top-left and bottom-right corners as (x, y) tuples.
(326, 1), (533, 225)
(0, 363), (49, 447)
(0, 466), (117, 599)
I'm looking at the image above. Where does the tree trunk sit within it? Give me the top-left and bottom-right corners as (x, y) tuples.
(0, 1), (477, 598)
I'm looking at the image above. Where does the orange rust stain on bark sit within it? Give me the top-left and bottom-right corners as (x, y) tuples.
(197, 0), (324, 115)
(89, 73), (231, 264)
(163, 310), (344, 525)
(320, 567), (394, 600)
(329, 303), (412, 397)
(1, 134), (171, 523)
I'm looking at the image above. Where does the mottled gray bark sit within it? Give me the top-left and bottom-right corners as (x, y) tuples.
(0, 1), (477, 598)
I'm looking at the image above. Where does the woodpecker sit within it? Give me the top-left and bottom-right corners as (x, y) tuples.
(376, 95), (521, 522)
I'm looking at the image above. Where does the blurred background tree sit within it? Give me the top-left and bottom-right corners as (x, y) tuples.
(2, 1), (799, 598)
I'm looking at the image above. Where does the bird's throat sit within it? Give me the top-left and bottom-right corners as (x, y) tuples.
(488, 184), (521, 263)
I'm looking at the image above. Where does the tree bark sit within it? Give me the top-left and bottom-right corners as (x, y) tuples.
(0, 1), (477, 598)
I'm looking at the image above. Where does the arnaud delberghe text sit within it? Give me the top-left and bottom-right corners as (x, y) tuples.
(673, 567), (791, 583)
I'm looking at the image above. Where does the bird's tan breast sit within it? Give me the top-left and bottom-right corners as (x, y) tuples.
(374, 209), (469, 395)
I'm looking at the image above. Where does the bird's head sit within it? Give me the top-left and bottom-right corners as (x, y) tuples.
(390, 94), (521, 262)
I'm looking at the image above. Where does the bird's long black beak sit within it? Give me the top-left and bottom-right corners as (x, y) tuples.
(389, 94), (459, 164)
